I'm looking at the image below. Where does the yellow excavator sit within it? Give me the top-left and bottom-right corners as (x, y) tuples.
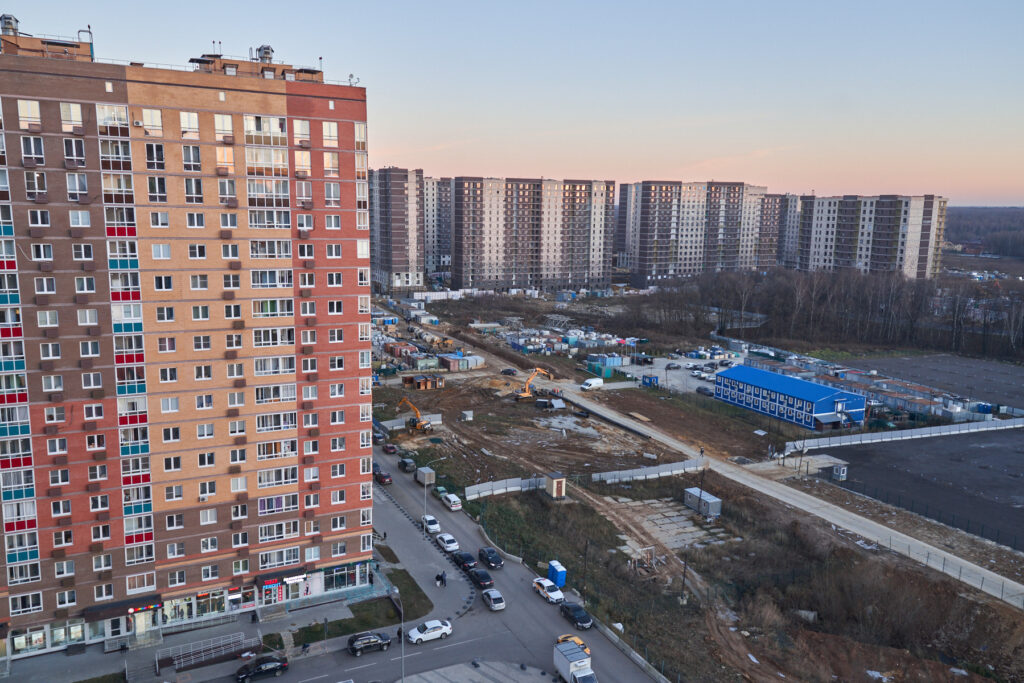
(516, 368), (553, 401)
(397, 397), (433, 431)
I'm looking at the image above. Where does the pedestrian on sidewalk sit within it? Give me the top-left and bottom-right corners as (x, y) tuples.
(301, 642), (310, 655)
(397, 626), (403, 639)
(383, 531), (387, 541)
(435, 573), (441, 587)
(441, 570), (447, 587)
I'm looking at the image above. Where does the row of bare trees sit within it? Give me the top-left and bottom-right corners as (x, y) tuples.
(609, 269), (1024, 359)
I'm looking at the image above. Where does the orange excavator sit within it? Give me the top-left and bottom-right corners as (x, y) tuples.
(397, 397), (433, 431)
(516, 368), (553, 401)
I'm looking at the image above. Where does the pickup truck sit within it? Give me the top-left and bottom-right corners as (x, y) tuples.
(553, 641), (597, 683)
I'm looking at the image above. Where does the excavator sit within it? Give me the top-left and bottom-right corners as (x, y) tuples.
(516, 368), (553, 401)
(397, 397), (433, 431)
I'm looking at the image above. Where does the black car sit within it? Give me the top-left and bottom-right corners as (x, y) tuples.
(666, 363), (682, 370)
(452, 551), (478, 572)
(372, 461), (381, 475)
(500, 368), (518, 376)
(478, 547), (504, 569)
(560, 602), (594, 629)
(347, 631), (392, 657)
(468, 568), (494, 588)
(696, 386), (714, 397)
(236, 655), (289, 681)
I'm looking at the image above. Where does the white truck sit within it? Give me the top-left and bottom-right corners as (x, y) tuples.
(580, 378), (604, 391)
(415, 466), (435, 487)
(553, 641), (598, 683)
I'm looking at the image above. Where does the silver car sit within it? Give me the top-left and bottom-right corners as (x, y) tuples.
(482, 588), (506, 611)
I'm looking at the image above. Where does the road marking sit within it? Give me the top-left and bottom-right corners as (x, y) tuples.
(388, 651), (422, 661)
(298, 676), (328, 682)
(432, 634), (492, 651)
(344, 662), (377, 671)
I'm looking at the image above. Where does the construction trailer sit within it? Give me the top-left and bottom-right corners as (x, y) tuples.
(402, 374), (446, 391)
(683, 487), (722, 517)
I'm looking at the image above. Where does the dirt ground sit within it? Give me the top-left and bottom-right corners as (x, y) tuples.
(790, 477), (1024, 585)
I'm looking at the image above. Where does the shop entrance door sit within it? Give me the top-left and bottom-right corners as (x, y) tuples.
(262, 584), (280, 605)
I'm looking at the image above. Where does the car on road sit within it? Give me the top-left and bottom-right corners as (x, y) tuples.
(690, 369), (703, 377)
(556, 634), (590, 655)
(431, 485), (448, 500)
(482, 588), (506, 611)
(382, 444), (398, 455)
(372, 461), (381, 475)
(703, 373), (716, 382)
(235, 655), (288, 682)
(478, 547), (504, 569)
(452, 551), (477, 572)
(441, 492), (462, 511)
(500, 368), (518, 376)
(347, 631), (392, 657)
(560, 601), (593, 629)
(667, 353), (680, 359)
(399, 458), (417, 472)
(719, 359), (732, 367)
(532, 577), (564, 604)
(374, 471), (392, 485)
(421, 515), (440, 534)
(666, 362), (682, 370)
(407, 619), (452, 644)
(468, 568), (494, 588)
(436, 533), (459, 553)
(696, 386), (714, 397)
(685, 362), (698, 369)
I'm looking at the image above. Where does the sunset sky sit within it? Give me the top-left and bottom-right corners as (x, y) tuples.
(10, 0), (1023, 205)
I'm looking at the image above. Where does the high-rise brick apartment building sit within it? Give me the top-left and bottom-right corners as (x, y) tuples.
(369, 167), (424, 294)
(0, 17), (375, 658)
(758, 193), (800, 271)
(789, 195), (947, 278)
(450, 178), (614, 291)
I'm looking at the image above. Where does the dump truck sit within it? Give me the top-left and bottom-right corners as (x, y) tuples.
(553, 641), (597, 683)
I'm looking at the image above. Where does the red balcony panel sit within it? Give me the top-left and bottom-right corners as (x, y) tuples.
(110, 291), (142, 303)
(117, 413), (148, 426)
(115, 353), (145, 364)
(0, 327), (23, 338)
(0, 260), (16, 270)
(104, 226), (137, 238)
(0, 392), (28, 405)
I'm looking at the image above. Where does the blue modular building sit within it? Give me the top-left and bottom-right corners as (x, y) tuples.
(714, 365), (865, 431)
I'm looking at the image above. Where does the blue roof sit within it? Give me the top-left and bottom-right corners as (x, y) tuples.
(717, 365), (855, 403)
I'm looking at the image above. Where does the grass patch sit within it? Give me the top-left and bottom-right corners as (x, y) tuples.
(289, 570), (433, 647)
(74, 675), (126, 683)
(262, 632), (284, 651)
(375, 543), (399, 564)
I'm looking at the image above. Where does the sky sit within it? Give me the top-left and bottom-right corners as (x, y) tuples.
(6, 0), (1023, 205)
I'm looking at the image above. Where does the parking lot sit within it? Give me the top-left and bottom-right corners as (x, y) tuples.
(850, 353), (1024, 408)
(615, 356), (732, 394)
(833, 428), (1024, 547)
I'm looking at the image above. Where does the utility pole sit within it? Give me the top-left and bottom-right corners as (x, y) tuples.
(581, 539), (590, 605)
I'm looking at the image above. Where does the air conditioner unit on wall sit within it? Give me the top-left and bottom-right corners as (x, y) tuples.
(132, 120), (143, 127)
(199, 495), (208, 503)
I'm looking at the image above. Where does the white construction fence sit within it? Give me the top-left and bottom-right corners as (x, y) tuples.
(785, 417), (1024, 455)
(464, 476), (545, 501)
(591, 458), (706, 484)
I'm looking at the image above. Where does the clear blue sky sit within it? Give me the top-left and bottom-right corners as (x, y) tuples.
(7, 0), (1023, 204)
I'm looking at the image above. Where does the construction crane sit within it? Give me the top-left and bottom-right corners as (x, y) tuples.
(397, 397), (433, 431)
(516, 368), (553, 401)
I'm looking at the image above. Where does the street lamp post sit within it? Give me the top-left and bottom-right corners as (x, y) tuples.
(393, 587), (405, 683)
(422, 456), (448, 521)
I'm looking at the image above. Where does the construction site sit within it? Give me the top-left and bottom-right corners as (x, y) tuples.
(373, 353), (1024, 681)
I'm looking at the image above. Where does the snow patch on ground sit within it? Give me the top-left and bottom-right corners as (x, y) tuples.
(535, 416), (600, 437)
(748, 653), (759, 664)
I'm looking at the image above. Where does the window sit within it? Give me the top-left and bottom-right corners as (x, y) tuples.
(159, 367), (177, 383)
(142, 108), (162, 136)
(192, 305), (210, 320)
(158, 337), (176, 353)
(323, 152), (339, 178)
(165, 485), (182, 501)
(185, 178), (203, 203)
(74, 276), (96, 293)
(150, 211), (169, 228)
(325, 215), (340, 230)
(126, 572), (156, 595)
(200, 509), (217, 525)
(166, 542), (184, 558)
(72, 243), (93, 261)
(63, 138), (86, 165)
(10, 592), (43, 616)
(222, 244), (239, 260)
(37, 310), (58, 327)
(325, 182), (340, 206)
(88, 465), (107, 481)
(168, 570), (186, 587)
(35, 277), (56, 294)
(156, 306), (175, 322)
(59, 102), (83, 132)
(80, 340), (100, 357)
(200, 536), (218, 553)
(331, 516), (346, 531)
(202, 565), (219, 581)
(91, 524), (111, 541)
(331, 463), (345, 478)
(322, 121), (338, 147)
(90, 495), (108, 511)
(82, 372), (102, 389)
(195, 364), (212, 379)
(180, 111), (199, 138)
(182, 145), (201, 172)
(233, 559), (250, 575)
(165, 514), (184, 530)
(17, 99), (41, 128)
(39, 343), (61, 360)
(331, 541), (346, 557)
(332, 489), (346, 505)
(154, 275), (172, 291)
(51, 500), (71, 517)
(54, 559), (75, 578)
(197, 424), (214, 439)
(215, 113), (233, 140)
(146, 142), (164, 169)
(42, 375), (63, 392)
(148, 176), (167, 202)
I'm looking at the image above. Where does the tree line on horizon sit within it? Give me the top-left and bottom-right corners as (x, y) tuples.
(946, 207), (1024, 257)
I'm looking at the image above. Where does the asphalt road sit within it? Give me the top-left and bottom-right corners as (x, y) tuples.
(271, 445), (654, 683)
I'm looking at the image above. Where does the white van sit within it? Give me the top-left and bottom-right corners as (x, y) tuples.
(580, 378), (604, 391)
(441, 493), (462, 511)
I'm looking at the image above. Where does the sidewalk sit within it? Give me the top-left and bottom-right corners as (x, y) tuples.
(9, 489), (463, 683)
(402, 661), (548, 682)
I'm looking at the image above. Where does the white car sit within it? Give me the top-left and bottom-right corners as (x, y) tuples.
(407, 619), (452, 644)
(685, 362), (698, 369)
(435, 532), (459, 553)
(690, 369), (703, 377)
(421, 515), (440, 534)
(482, 588), (506, 611)
(532, 577), (564, 604)
(441, 492), (462, 511)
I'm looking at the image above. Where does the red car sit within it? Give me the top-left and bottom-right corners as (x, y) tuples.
(382, 444), (397, 454)
(374, 471), (393, 485)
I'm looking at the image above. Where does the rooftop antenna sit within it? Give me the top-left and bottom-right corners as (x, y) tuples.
(319, 56), (323, 71)
(212, 40), (216, 53)
(218, 40), (222, 53)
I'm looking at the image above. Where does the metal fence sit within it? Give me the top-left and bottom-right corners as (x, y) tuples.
(785, 417), (1024, 454)
(591, 459), (705, 484)
(464, 476), (544, 501)
(156, 630), (262, 672)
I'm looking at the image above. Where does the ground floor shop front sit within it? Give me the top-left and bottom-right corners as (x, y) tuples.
(7, 560), (370, 659)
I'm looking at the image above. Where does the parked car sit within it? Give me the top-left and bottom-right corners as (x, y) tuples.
(685, 362), (698, 369)
(372, 434), (384, 445)
(421, 515), (440, 534)
(399, 458), (418, 472)
(441, 492), (462, 511)
(560, 602), (594, 629)
(407, 619), (452, 644)
(468, 568), (494, 588)
(667, 353), (681, 359)
(478, 547), (504, 569)
(482, 588), (506, 611)
(347, 631), (392, 657)
(703, 373), (716, 382)
(382, 444), (398, 455)
(372, 461), (381, 475)
(573, 409), (591, 419)
(500, 368), (518, 376)
(696, 386), (714, 397)
(666, 363), (682, 370)
(556, 634), (590, 655)
(690, 370), (703, 377)
(374, 471), (392, 485)
(235, 655), (288, 682)
(532, 577), (564, 604)
(452, 551), (477, 572)
(436, 532), (459, 553)
(431, 485), (448, 500)
(719, 359), (732, 367)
